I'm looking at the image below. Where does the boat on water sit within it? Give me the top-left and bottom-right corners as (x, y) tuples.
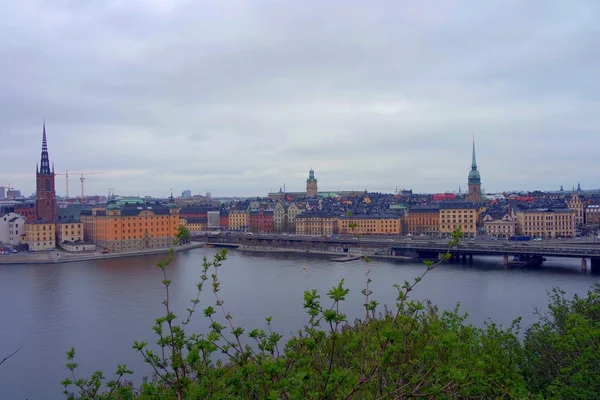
(507, 255), (546, 267)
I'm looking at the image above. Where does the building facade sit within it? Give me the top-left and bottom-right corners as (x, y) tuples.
(90, 199), (180, 252)
(439, 202), (478, 238)
(13, 203), (36, 222)
(338, 214), (402, 235)
(0, 212), (26, 246)
(207, 210), (220, 229)
(295, 212), (338, 236)
(482, 212), (516, 239)
(306, 169), (318, 198)
(466, 139), (482, 203)
(585, 204), (600, 226)
(566, 195), (584, 226)
(181, 217), (208, 232)
(24, 220), (56, 251)
(35, 123), (57, 222)
(407, 205), (440, 235)
(228, 210), (249, 231)
(515, 208), (575, 239)
(56, 221), (84, 245)
(248, 209), (274, 233)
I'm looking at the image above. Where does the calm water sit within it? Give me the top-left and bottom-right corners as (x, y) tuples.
(0, 248), (598, 399)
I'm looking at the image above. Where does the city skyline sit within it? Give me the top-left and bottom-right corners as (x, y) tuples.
(0, 1), (598, 197)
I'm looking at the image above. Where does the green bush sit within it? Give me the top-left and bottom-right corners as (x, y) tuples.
(60, 236), (600, 399)
(522, 283), (600, 399)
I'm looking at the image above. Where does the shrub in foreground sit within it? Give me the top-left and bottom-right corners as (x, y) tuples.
(60, 244), (600, 399)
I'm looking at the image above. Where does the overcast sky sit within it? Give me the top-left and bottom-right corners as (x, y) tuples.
(0, 1), (598, 198)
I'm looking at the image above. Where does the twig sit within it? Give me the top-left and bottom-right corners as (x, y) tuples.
(0, 347), (21, 366)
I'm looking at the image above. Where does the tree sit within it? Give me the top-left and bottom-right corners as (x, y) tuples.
(173, 225), (191, 245)
(522, 283), (600, 399)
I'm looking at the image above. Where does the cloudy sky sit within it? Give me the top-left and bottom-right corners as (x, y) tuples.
(0, 1), (598, 198)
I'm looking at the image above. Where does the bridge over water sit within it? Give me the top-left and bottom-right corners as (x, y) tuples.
(195, 234), (600, 272)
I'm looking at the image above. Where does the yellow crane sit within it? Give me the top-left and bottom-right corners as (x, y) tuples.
(55, 170), (103, 202)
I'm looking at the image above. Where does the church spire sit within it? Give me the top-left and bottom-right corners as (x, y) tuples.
(40, 121), (51, 175)
(471, 135), (477, 170)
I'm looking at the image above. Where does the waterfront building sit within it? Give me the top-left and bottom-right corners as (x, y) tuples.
(406, 205), (440, 235)
(306, 169), (318, 198)
(439, 202), (478, 238)
(56, 221), (84, 245)
(220, 210), (229, 229)
(566, 194), (584, 226)
(0, 212), (26, 247)
(228, 210), (249, 231)
(207, 210), (220, 229)
(248, 209), (274, 233)
(82, 197), (180, 252)
(287, 203), (301, 232)
(585, 204), (600, 226)
(181, 217), (207, 232)
(274, 202), (286, 232)
(24, 220), (56, 251)
(338, 214), (401, 235)
(273, 202), (302, 233)
(482, 212), (516, 239)
(515, 208), (575, 239)
(295, 212), (338, 236)
(35, 123), (57, 221)
(179, 206), (218, 220)
(466, 139), (482, 203)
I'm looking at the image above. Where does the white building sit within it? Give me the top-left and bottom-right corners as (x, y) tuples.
(0, 212), (26, 247)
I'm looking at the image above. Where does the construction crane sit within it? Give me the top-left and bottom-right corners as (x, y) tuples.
(55, 170), (103, 201)
(78, 172), (104, 204)
(55, 170), (72, 199)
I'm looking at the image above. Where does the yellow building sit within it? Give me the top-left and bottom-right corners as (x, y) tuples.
(567, 195), (584, 226)
(515, 208), (575, 239)
(338, 214), (401, 235)
(81, 197), (180, 252)
(56, 221), (83, 244)
(228, 210), (248, 231)
(25, 221), (56, 251)
(296, 212), (338, 236)
(439, 203), (478, 238)
(181, 217), (208, 232)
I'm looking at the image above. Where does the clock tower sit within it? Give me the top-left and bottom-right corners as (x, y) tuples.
(36, 122), (57, 221)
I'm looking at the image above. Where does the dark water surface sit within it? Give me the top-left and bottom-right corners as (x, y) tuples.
(1, 248), (598, 399)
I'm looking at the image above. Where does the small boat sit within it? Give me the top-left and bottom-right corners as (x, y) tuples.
(507, 255), (545, 267)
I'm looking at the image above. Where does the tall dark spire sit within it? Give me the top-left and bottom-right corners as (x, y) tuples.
(40, 121), (51, 174)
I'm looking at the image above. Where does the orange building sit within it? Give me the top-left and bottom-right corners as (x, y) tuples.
(407, 205), (440, 235)
(81, 198), (180, 252)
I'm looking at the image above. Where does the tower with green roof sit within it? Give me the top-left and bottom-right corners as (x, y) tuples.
(466, 138), (482, 202)
(306, 168), (318, 198)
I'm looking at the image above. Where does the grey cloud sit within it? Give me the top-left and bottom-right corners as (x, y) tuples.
(0, 0), (598, 197)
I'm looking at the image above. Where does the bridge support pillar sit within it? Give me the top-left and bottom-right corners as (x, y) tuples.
(469, 254), (473, 262)
(503, 254), (509, 267)
(461, 253), (466, 262)
(581, 258), (588, 272)
(591, 257), (600, 273)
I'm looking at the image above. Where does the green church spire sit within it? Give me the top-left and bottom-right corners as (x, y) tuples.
(468, 137), (481, 185)
(471, 138), (477, 169)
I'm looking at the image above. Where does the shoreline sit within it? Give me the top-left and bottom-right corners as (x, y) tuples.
(235, 246), (414, 261)
(0, 242), (205, 265)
